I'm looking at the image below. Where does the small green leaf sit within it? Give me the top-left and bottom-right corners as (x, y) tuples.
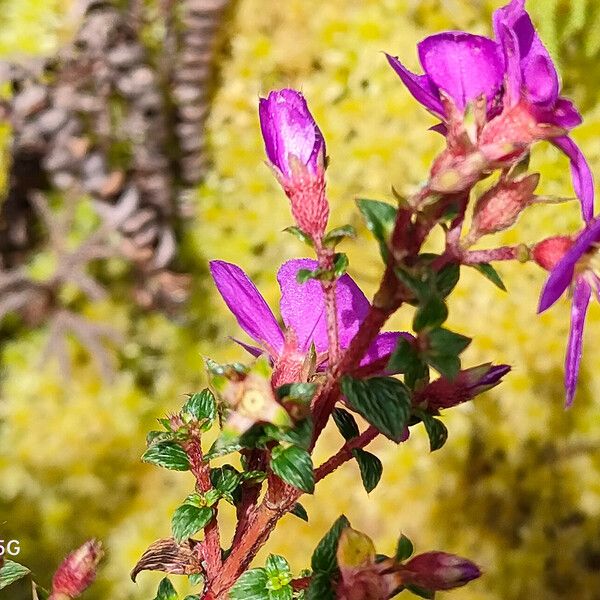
(426, 354), (461, 380)
(183, 389), (217, 425)
(427, 328), (471, 356)
(270, 445), (315, 493)
(419, 412), (448, 452)
(332, 408), (359, 441)
(265, 554), (291, 579)
(394, 266), (430, 301)
(306, 572), (335, 600)
(341, 376), (411, 443)
(230, 568), (269, 600)
(387, 338), (420, 374)
(356, 199), (397, 260)
(171, 504), (214, 543)
(436, 263), (460, 298)
(395, 534), (414, 561)
(311, 515), (351, 574)
(352, 449), (383, 493)
(32, 582), (49, 600)
(283, 226), (314, 247)
(183, 596), (201, 600)
(296, 268), (320, 283)
(333, 252), (349, 278)
(290, 502), (309, 521)
(268, 587), (293, 600)
(470, 263), (507, 291)
(0, 560), (30, 590)
(154, 577), (178, 600)
(322, 224), (356, 247)
(210, 465), (242, 495)
(413, 297), (448, 332)
(205, 436), (244, 460)
(188, 573), (205, 586)
(276, 383), (318, 404)
(143, 442), (190, 471)
(406, 584), (436, 599)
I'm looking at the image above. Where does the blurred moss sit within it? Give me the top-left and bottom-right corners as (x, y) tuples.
(2, 1), (600, 600)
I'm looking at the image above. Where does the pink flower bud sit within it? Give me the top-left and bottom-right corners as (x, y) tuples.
(50, 540), (103, 600)
(400, 551), (481, 591)
(470, 173), (539, 240)
(532, 236), (575, 271)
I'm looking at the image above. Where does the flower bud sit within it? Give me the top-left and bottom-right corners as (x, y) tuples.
(259, 89), (329, 238)
(414, 363), (510, 411)
(400, 551), (481, 591)
(469, 173), (539, 240)
(532, 236), (575, 271)
(50, 540), (103, 600)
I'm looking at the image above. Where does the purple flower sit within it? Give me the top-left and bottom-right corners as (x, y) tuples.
(209, 259), (407, 380)
(537, 219), (600, 406)
(259, 89), (326, 180)
(386, 0), (594, 221)
(399, 552), (481, 591)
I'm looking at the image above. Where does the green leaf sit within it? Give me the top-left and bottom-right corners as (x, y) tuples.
(311, 515), (351, 574)
(0, 560), (30, 590)
(188, 573), (205, 586)
(268, 588), (293, 600)
(394, 265), (430, 301)
(341, 376), (411, 443)
(426, 354), (461, 380)
(205, 436), (244, 460)
(290, 502), (309, 521)
(264, 418), (313, 450)
(154, 577), (178, 600)
(406, 584), (436, 599)
(296, 268), (320, 283)
(352, 449), (383, 493)
(210, 465), (242, 496)
(413, 297), (448, 332)
(306, 572), (335, 600)
(356, 199), (397, 260)
(427, 328), (471, 356)
(270, 445), (315, 493)
(276, 383), (318, 404)
(333, 252), (349, 278)
(142, 442), (190, 471)
(470, 263), (507, 291)
(322, 224), (356, 247)
(32, 582), (50, 600)
(436, 263), (460, 298)
(395, 534), (414, 561)
(230, 568), (269, 600)
(183, 389), (217, 425)
(265, 554), (291, 579)
(283, 226), (314, 247)
(419, 413), (448, 452)
(387, 338), (420, 374)
(183, 596), (201, 600)
(332, 408), (359, 441)
(171, 504), (214, 543)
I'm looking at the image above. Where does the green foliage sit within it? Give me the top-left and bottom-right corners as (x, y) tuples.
(171, 504), (214, 543)
(332, 408), (360, 441)
(230, 555), (293, 600)
(142, 442), (191, 472)
(182, 389), (217, 427)
(395, 534), (414, 562)
(470, 263), (507, 291)
(270, 445), (315, 494)
(341, 376), (411, 442)
(154, 578), (178, 600)
(352, 448), (383, 493)
(356, 199), (397, 261)
(0, 560), (30, 590)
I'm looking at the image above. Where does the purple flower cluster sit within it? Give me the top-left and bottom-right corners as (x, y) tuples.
(386, 0), (593, 221)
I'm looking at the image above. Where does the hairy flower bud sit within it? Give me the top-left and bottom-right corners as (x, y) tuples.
(50, 540), (103, 600)
(414, 363), (510, 410)
(399, 551), (481, 591)
(469, 172), (539, 241)
(533, 236), (575, 271)
(259, 89), (329, 238)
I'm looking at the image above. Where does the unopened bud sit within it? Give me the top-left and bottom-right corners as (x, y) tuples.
(414, 363), (510, 411)
(532, 236), (575, 271)
(50, 540), (103, 600)
(400, 551), (481, 591)
(429, 150), (488, 194)
(469, 173), (539, 240)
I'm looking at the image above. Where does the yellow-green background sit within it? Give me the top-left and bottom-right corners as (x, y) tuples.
(2, 1), (600, 599)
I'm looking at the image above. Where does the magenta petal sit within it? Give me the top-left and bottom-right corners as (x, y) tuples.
(209, 260), (284, 356)
(360, 331), (412, 370)
(565, 279), (591, 407)
(496, 22), (522, 107)
(385, 53), (444, 116)
(277, 258), (370, 353)
(538, 218), (600, 312)
(417, 32), (504, 111)
(552, 136), (595, 222)
(232, 337), (265, 358)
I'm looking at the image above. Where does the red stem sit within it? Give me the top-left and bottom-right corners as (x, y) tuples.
(315, 426), (379, 482)
(316, 240), (340, 366)
(462, 245), (521, 264)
